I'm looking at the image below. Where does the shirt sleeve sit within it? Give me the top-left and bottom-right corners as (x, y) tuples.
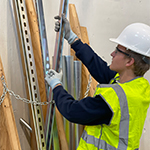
(53, 85), (113, 125)
(71, 39), (117, 84)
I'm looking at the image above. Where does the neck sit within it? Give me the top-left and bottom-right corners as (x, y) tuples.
(119, 70), (136, 83)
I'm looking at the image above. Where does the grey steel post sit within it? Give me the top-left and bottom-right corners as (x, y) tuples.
(74, 61), (82, 148)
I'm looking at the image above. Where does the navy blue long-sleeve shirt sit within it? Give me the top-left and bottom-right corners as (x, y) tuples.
(53, 39), (117, 125)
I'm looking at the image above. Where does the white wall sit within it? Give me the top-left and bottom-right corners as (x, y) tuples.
(0, 0), (150, 149)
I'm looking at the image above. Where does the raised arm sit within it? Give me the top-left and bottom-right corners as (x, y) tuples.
(55, 14), (116, 83)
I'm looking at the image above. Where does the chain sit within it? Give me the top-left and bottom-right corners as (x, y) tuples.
(0, 76), (8, 105)
(0, 75), (54, 105)
(84, 74), (92, 98)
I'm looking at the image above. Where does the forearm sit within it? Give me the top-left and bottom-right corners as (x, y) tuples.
(53, 85), (112, 125)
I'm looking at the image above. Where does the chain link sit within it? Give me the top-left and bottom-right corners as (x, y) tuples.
(0, 76), (8, 105)
(84, 74), (92, 98)
(0, 75), (54, 105)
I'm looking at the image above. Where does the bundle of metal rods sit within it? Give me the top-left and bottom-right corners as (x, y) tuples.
(62, 55), (82, 150)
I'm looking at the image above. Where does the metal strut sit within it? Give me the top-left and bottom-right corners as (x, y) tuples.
(34, 0), (50, 99)
(14, 0), (46, 149)
(45, 0), (69, 149)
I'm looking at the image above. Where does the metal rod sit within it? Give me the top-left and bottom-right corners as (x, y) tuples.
(45, 0), (69, 149)
(74, 61), (82, 100)
(20, 118), (32, 131)
(74, 61), (82, 148)
(65, 56), (74, 94)
(66, 56), (74, 150)
(34, 0), (50, 99)
(19, 118), (32, 147)
(62, 56), (77, 150)
(62, 55), (67, 90)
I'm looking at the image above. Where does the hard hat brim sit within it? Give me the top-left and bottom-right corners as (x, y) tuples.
(109, 38), (126, 48)
(109, 38), (150, 57)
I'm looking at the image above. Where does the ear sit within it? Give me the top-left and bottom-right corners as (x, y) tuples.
(126, 57), (135, 67)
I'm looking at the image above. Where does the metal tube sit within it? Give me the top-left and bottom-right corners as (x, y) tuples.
(20, 118), (32, 132)
(74, 61), (82, 148)
(34, 0), (50, 99)
(65, 56), (74, 94)
(62, 56), (75, 149)
(74, 61), (82, 100)
(62, 58), (82, 149)
(61, 55), (68, 146)
(62, 55), (68, 90)
(65, 56), (74, 150)
(45, 1), (69, 149)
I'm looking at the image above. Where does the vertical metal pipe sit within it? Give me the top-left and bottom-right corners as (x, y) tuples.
(45, 1), (69, 149)
(61, 55), (68, 147)
(62, 56), (68, 90)
(65, 56), (74, 150)
(74, 61), (82, 100)
(65, 56), (74, 94)
(62, 57), (82, 149)
(62, 56), (74, 149)
(34, 0), (50, 99)
(74, 61), (82, 148)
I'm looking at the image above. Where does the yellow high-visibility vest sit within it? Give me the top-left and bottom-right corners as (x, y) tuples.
(77, 75), (150, 150)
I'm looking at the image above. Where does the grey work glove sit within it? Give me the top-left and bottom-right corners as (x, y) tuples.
(45, 69), (63, 90)
(54, 14), (78, 44)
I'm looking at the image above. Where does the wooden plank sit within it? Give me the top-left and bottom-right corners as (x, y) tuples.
(80, 26), (97, 97)
(69, 3), (98, 145)
(0, 102), (12, 150)
(69, 4), (97, 98)
(0, 56), (21, 150)
(69, 4), (81, 60)
(80, 27), (90, 45)
(55, 107), (69, 150)
(25, 0), (47, 123)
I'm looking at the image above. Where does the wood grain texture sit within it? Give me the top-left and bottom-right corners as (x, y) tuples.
(55, 107), (69, 150)
(0, 56), (21, 150)
(69, 4), (81, 60)
(25, 0), (47, 122)
(69, 3), (98, 143)
(0, 104), (12, 150)
(80, 26), (97, 97)
(69, 4), (97, 98)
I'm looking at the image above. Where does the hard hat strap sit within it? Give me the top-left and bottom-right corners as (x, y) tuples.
(142, 56), (150, 65)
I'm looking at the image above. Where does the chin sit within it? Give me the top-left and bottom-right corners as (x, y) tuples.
(109, 64), (113, 70)
(109, 65), (116, 72)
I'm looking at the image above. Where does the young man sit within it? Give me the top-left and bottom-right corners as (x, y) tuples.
(45, 15), (150, 150)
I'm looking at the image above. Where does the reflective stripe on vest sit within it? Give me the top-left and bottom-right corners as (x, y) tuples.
(81, 130), (116, 149)
(81, 130), (139, 150)
(100, 84), (129, 149)
(81, 84), (135, 149)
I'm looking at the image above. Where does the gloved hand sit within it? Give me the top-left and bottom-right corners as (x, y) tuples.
(54, 14), (78, 44)
(45, 69), (63, 90)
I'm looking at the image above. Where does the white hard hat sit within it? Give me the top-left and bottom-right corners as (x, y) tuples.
(110, 23), (150, 57)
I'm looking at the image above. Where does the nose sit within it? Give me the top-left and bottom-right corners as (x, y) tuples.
(111, 50), (115, 57)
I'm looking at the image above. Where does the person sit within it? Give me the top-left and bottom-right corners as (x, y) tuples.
(45, 14), (150, 150)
